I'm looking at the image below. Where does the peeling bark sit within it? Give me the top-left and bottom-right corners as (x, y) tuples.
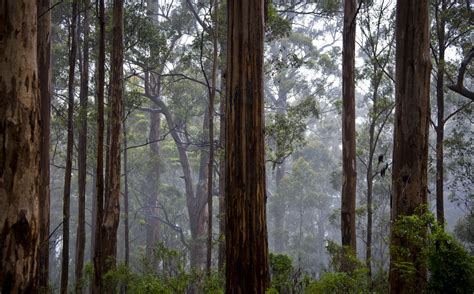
(0, 0), (41, 292)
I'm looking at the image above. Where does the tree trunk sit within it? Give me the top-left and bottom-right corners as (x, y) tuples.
(390, 0), (431, 292)
(0, 1), (41, 292)
(218, 70), (226, 272)
(76, 1), (90, 292)
(435, 0), (446, 227)
(122, 105), (130, 293)
(37, 0), (52, 290)
(341, 0), (357, 264)
(225, 0), (270, 292)
(99, 0), (123, 289)
(207, 0), (219, 275)
(93, 0), (106, 291)
(145, 109), (161, 267)
(62, 2), (79, 293)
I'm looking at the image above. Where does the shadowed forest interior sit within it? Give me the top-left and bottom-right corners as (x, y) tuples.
(0, 0), (473, 293)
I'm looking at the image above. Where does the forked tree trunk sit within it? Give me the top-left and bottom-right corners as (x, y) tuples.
(225, 0), (269, 292)
(37, 0), (52, 290)
(341, 0), (357, 265)
(0, 1), (41, 292)
(76, 1), (90, 292)
(99, 0), (123, 289)
(390, 0), (430, 293)
(62, 2), (79, 293)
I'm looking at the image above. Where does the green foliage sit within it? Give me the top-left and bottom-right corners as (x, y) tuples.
(269, 253), (294, 292)
(266, 5), (292, 42)
(303, 241), (369, 294)
(266, 96), (319, 163)
(427, 229), (474, 293)
(391, 207), (474, 293)
(454, 213), (474, 254)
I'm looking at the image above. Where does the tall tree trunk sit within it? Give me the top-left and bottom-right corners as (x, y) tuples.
(62, 2), (79, 293)
(0, 1), (41, 291)
(435, 0), (446, 227)
(76, 1), (90, 291)
(390, 0), (430, 292)
(207, 0), (219, 275)
(122, 105), (130, 293)
(99, 0), (123, 289)
(145, 109), (161, 266)
(37, 0), (52, 290)
(93, 0), (106, 291)
(341, 0), (357, 264)
(225, 0), (270, 292)
(218, 71), (226, 272)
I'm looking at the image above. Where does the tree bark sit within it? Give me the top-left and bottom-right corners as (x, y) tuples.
(0, 1), (41, 292)
(62, 2), (79, 293)
(76, 1), (90, 291)
(99, 0), (123, 289)
(93, 0), (106, 291)
(37, 0), (52, 290)
(207, 0), (219, 275)
(390, 0), (431, 292)
(435, 0), (446, 227)
(218, 70), (226, 272)
(341, 0), (357, 264)
(225, 0), (270, 292)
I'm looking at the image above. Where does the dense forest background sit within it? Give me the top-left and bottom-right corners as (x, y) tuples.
(0, 0), (473, 293)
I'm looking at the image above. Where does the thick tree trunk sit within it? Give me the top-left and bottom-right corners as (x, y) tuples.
(76, 1), (90, 291)
(0, 1), (41, 292)
(225, 0), (270, 292)
(99, 0), (123, 289)
(62, 2), (79, 293)
(37, 0), (52, 290)
(341, 0), (357, 263)
(435, 0), (446, 227)
(93, 0), (106, 291)
(390, 0), (431, 293)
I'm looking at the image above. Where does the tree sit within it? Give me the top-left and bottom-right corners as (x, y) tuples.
(75, 0), (90, 291)
(341, 0), (357, 262)
(390, 0), (431, 292)
(431, 0), (473, 226)
(225, 0), (270, 292)
(98, 0), (124, 288)
(37, 0), (52, 290)
(61, 1), (79, 292)
(93, 0), (106, 291)
(0, 0), (41, 291)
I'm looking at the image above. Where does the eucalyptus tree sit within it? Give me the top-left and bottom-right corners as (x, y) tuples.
(390, 0), (431, 292)
(0, 1), (41, 291)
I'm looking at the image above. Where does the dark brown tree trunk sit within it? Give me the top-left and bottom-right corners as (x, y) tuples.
(99, 0), (123, 289)
(0, 1), (41, 292)
(37, 0), (52, 290)
(225, 0), (270, 292)
(389, 0), (430, 292)
(62, 2), (79, 293)
(435, 0), (446, 227)
(93, 0), (106, 291)
(76, 1), (90, 291)
(123, 119), (130, 267)
(341, 0), (357, 264)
